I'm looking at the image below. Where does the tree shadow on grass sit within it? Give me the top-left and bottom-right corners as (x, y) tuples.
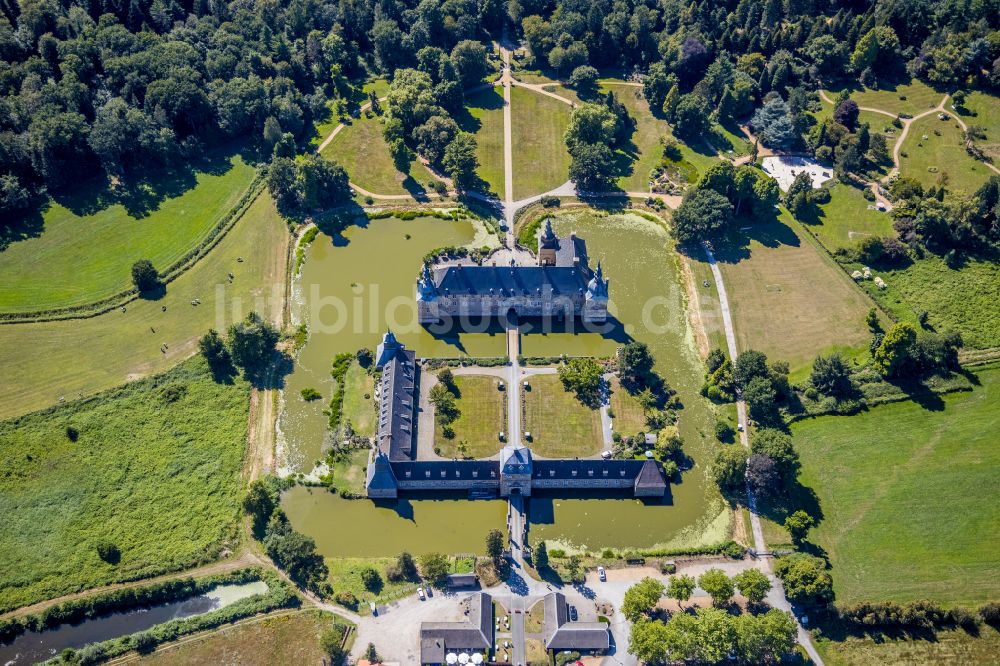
(0, 203), (45, 252)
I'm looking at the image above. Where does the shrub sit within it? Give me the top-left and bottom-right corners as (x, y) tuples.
(95, 540), (121, 564)
(65, 426), (79, 441)
(131, 259), (160, 292)
(301, 387), (322, 401)
(714, 420), (735, 442)
(360, 567), (382, 593)
(132, 631), (158, 654)
(334, 590), (359, 610)
(540, 195), (561, 207)
(442, 425), (455, 439)
(979, 602), (1000, 626)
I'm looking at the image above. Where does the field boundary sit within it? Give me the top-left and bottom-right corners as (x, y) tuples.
(0, 171), (265, 324)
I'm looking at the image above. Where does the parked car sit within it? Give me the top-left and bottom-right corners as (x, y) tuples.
(569, 606), (578, 621)
(417, 587), (425, 600)
(597, 566), (607, 581)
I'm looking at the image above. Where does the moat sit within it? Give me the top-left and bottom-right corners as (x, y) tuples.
(279, 211), (732, 556)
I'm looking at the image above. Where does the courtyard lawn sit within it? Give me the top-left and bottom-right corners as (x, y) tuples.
(804, 182), (896, 251)
(434, 375), (506, 459)
(960, 91), (1000, 162)
(815, 624), (1000, 666)
(0, 152), (257, 313)
(459, 86), (506, 196)
(341, 361), (376, 437)
(708, 121), (752, 158)
(824, 79), (944, 117)
(140, 611), (347, 665)
(522, 374), (603, 458)
(609, 377), (647, 436)
(511, 86), (572, 199)
(711, 209), (877, 373)
(852, 252), (1000, 349)
(899, 114), (992, 194)
(320, 111), (438, 196)
(791, 365), (1000, 606)
(0, 357), (249, 613)
(0, 192), (288, 421)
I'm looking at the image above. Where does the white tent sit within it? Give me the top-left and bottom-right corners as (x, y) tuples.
(446, 654), (458, 665)
(458, 653), (470, 664)
(471, 654), (484, 665)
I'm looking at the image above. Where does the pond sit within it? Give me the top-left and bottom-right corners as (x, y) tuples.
(279, 211), (731, 556)
(282, 486), (507, 558)
(278, 215), (506, 473)
(0, 581), (268, 665)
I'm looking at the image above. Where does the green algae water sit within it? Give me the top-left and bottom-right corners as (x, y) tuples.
(521, 212), (731, 550)
(278, 211), (731, 555)
(278, 215), (506, 473)
(282, 486), (507, 557)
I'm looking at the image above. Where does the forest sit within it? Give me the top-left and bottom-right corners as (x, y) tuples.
(2, 0), (999, 223)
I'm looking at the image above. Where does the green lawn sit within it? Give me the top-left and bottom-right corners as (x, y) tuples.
(712, 209), (877, 373)
(0, 153), (257, 312)
(341, 361), (376, 437)
(609, 377), (647, 436)
(326, 557), (419, 607)
(708, 121), (752, 158)
(601, 83), (667, 192)
(320, 112), (438, 196)
(805, 182), (895, 251)
(459, 86), (506, 196)
(328, 449), (370, 496)
(522, 374), (603, 457)
(791, 365), (1000, 606)
(851, 252), (1000, 349)
(511, 86), (572, 199)
(434, 374), (506, 459)
(0, 192), (288, 421)
(0, 357), (249, 613)
(824, 79), (944, 117)
(899, 114), (993, 194)
(960, 91), (1000, 161)
(815, 624), (1000, 666)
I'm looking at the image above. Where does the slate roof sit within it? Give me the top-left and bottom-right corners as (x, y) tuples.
(635, 459), (668, 491)
(533, 458), (648, 480)
(365, 450), (399, 492)
(377, 346), (416, 461)
(543, 592), (610, 651)
(500, 443), (532, 475)
(420, 592), (493, 663)
(391, 460), (500, 482)
(431, 264), (591, 298)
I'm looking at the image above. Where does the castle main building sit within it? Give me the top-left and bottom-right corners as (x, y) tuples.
(417, 220), (609, 325)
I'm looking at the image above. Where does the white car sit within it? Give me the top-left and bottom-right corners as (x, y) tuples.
(597, 566), (607, 581)
(417, 587), (425, 600)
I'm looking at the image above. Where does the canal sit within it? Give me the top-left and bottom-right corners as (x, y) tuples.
(0, 581), (267, 665)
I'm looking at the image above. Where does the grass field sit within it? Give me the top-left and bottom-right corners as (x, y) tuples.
(899, 114), (993, 194)
(522, 374), (603, 457)
(434, 374), (506, 459)
(601, 83), (667, 192)
(0, 192), (288, 421)
(0, 153), (257, 312)
(711, 209), (877, 373)
(140, 611), (345, 665)
(328, 449), (369, 496)
(805, 182), (896, 251)
(341, 361), (376, 437)
(326, 557), (420, 606)
(320, 112), (438, 196)
(0, 357), (249, 613)
(852, 252), (1000, 349)
(511, 87), (572, 199)
(824, 79), (944, 117)
(459, 86), (506, 196)
(815, 624), (1000, 666)
(960, 91), (1000, 161)
(708, 121), (752, 157)
(609, 377), (647, 435)
(791, 366), (1000, 606)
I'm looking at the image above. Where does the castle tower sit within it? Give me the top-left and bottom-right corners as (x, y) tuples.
(537, 219), (558, 266)
(499, 443), (533, 496)
(584, 261), (609, 324)
(375, 329), (401, 368)
(417, 263), (440, 324)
